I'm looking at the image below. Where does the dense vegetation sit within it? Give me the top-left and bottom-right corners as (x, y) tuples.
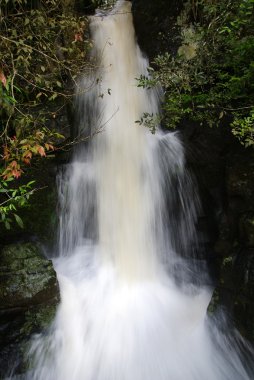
(138, 0), (254, 144)
(0, 0), (91, 229)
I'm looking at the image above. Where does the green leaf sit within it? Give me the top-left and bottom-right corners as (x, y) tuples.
(5, 220), (11, 230)
(49, 93), (58, 101)
(27, 181), (36, 187)
(14, 214), (24, 228)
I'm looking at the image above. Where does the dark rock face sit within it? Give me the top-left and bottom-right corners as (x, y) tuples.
(239, 213), (254, 247)
(208, 249), (254, 341)
(132, 0), (184, 60)
(181, 119), (254, 344)
(0, 242), (60, 377)
(207, 150), (254, 342)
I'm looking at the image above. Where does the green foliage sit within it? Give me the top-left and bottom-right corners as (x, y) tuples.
(91, 0), (116, 10)
(0, 179), (35, 229)
(231, 108), (254, 147)
(135, 112), (161, 134)
(0, 0), (91, 229)
(140, 0), (254, 145)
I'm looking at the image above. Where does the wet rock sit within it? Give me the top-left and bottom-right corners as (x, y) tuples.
(0, 243), (58, 308)
(132, 0), (184, 59)
(208, 249), (254, 342)
(0, 242), (59, 377)
(225, 152), (254, 242)
(239, 212), (254, 248)
(207, 147), (254, 342)
(227, 154), (254, 207)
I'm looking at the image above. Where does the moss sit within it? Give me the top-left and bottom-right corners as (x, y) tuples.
(0, 242), (60, 377)
(0, 243), (59, 309)
(222, 256), (233, 266)
(1, 242), (39, 261)
(21, 304), (57, 337)
(207, 288), (220, 315)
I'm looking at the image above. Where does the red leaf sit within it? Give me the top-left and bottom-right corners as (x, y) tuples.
(23, 150), (32, 159)
(49, 144), (54, 150)
(0, 70), (7, 87)
(12, 169), (22, 178)
(37, 146), (46, 157)
(74, 33), (83, 42)
(23, 158), (31, 165)
(10, 160), (18, 168)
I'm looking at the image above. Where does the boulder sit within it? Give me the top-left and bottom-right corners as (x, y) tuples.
(208, 249), (254, 342)
(0, 242), (60, 377)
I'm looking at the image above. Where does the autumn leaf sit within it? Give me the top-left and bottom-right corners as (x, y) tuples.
(0, 70), (7, 87)
(45, 143), (54, 151)
(11, 169), (22, 179)
(74, 33), (83, 42)
(2, 165), (23, 180)
(37, 146), (46, 157)
(23, 150), (32, 159)
(10, 160), (18, 169)
(23, 158), (31, 165)
(22, 150), (32, 164)
(3, 146), (10, 161)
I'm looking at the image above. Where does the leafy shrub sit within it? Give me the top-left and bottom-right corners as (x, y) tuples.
(0, 0), (91, 228)
(138, 0), (254, 144)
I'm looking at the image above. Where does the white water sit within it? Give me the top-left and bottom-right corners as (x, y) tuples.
(24, 1), (254, 379)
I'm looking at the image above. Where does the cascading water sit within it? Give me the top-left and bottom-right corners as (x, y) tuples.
(21, 1), (254, 379)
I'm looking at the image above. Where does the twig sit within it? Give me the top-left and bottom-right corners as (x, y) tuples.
(0, 114), (12, 139)
(0, 186), (47, 208)
(59, 107), (119, 151)
(0, 35), (77, 74)
(10, 53), (16, 100)
(222, 106), (253, 111)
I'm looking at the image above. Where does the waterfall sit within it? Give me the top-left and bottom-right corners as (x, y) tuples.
(23, 1), (253, 379)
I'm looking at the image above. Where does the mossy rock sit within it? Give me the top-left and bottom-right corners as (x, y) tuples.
(0, 242), (60, 377)
(208, 249), (254, 342)
(0, 243), (59, 309)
